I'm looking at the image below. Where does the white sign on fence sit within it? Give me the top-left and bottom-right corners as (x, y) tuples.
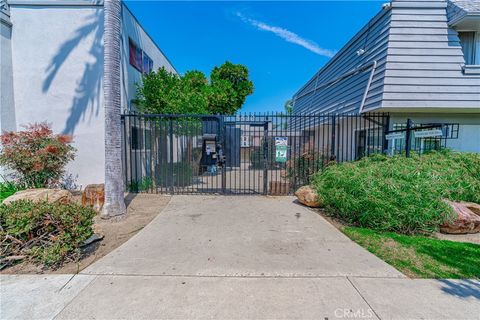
(385, 132), (405, 140)
(275, 137), (288, 146)
(240, 135), (250, 147)
(414, 129), (443, 138)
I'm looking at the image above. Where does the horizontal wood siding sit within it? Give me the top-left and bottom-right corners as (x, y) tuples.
(293, 7), (391, 114)
(377, 0), (480, 111)
(293, 0), (480, 115)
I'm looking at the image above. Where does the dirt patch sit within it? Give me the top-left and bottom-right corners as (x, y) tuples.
(433, 232), (480, 245)
(1, 193), (171, 274)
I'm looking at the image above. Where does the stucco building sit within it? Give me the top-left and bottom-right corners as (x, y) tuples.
(0, 0), (176, 187)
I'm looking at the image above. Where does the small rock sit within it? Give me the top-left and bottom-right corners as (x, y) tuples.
(294, 186), (322, 208)
(82, 184), (105, 212)
(2, 188), (73, 205)
(440, 200), (480, 234)
(81, 233), (104, 247)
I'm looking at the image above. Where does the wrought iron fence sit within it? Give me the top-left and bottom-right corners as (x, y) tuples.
(121, 112), (390, 195)
(385, 120), (459, 157)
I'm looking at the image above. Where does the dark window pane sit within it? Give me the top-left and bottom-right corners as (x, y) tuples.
(143, 53), (152, 74)
(129, 39), (136, 68)
(459, 31), (476, 65)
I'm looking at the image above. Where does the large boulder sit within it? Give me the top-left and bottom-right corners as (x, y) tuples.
(2, 188), (73, 205)
(294, 185), (322, 208)
(440, 200), (480, 234)
(82, 184), (105, 212)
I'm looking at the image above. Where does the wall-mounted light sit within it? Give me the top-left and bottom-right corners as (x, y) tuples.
(356, 48), (365, 56)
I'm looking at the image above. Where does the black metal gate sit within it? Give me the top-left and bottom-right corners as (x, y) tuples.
(121, 113), (390, 195)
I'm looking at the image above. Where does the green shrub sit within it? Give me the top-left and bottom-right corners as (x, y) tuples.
(128, 176), (154, 192)
(157, 162), (194, 187)
(0, 123), (76, 188)
(0, 181), (21, 202)
(311, 150), (480, 234)
(250, 144), (279, 170)
(0, 200), (96, 268)
(286, 147), (327, 188)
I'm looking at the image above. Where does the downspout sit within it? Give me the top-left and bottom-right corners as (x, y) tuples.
(358, 60), (377, 114)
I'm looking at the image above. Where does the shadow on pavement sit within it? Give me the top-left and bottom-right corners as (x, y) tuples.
(438, 279), (480, 300)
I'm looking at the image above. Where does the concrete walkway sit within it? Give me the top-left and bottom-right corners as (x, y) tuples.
(1, 196), (479, 319)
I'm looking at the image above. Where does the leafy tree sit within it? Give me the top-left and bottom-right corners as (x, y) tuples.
(284, 99), (293, 115)
(209, 61), (254, 114)
(135, 67), (208, 114)
(135, 62), (254, 115)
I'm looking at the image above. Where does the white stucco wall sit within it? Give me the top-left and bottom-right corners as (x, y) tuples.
(390, 113), (480, 153)
(9, 4), (105, 188)
(120, 3), (176, 111)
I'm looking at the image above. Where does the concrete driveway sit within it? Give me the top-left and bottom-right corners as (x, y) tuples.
(81, 195), (403, 277)
(2, 196), (479, 319)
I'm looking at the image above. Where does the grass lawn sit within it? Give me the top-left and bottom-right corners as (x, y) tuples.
(0, 182), (18, 202)
(343, 227), (480, 279)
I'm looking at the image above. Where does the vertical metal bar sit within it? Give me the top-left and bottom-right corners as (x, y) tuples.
(153, 116), (158, 194)
(169, 117), (174, 193)
(345, 115), (350, 162)
(263, 116), (268, 195)
(122, 115), (127, 191)
(128, 116), (133, 193)
(405, 118), (412, 157)
(221, 115), (226, 195)
(139, 114), (144, 192)
(133, 114), (139, 192)
(330, 115), (336, 160)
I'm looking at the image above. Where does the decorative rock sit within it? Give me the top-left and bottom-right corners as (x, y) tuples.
(294, 185), (322, 208)
(81, 233), (104, 247)
(2, 188), (73, 205)
(82, 184), (105, 212)
(440, 200), (480, 234)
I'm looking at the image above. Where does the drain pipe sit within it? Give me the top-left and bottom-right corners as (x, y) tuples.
(359, 60), (378, 114)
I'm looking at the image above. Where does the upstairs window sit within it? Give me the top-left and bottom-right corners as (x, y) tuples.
(129, 38), (154, 74)
(142, 53), (153, 74)
(458, 31), (480, 65)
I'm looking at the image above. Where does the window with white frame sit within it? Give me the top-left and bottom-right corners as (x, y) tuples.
(458, 31), (480, 65)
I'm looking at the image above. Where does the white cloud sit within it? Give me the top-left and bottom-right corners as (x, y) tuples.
(236, 12), (335, 58)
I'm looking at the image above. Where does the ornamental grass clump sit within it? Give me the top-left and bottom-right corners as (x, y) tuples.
(0, 123), (75, 188)
(311, 150), (480, 234)
(0, 200), (96, 268)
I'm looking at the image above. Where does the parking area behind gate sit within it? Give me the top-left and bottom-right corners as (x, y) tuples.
(121, 113), (393, 195)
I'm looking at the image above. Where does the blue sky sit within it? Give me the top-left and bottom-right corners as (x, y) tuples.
(124, 1), (383, 113)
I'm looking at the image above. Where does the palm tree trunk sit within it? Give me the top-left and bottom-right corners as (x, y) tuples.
(102, 0), (126, 218)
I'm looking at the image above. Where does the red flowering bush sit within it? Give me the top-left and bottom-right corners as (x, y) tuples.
(0, 123), (76, 188)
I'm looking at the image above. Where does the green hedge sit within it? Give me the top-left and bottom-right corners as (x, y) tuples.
(311, 150), (480, 234)
(1, 200), (96, 267)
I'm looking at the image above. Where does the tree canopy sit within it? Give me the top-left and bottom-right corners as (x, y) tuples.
(135, 61), (254, 115)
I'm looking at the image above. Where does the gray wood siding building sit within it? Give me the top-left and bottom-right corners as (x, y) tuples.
(293, 0), (480, 153)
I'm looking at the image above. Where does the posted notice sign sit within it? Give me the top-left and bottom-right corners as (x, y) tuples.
(276, 146), (287, 162)
(275, 137), (288, 162)
(275, 137), (288, 146)
(414, 129), (443, 138)
(385, 132), (405, 140)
